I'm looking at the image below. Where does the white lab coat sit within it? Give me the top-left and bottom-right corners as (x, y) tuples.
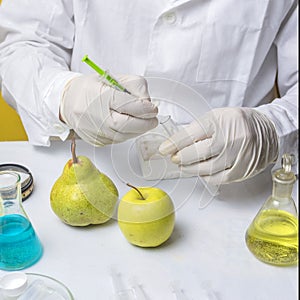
(0, 0), (298, 161)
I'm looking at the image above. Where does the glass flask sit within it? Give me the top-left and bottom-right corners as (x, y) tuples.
(245, 154), (298, 266)
(0, 171), (43, 270)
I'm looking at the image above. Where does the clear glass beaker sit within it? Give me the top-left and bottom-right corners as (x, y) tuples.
(245, 154), (298, 266)
(0, 171), (43, 270)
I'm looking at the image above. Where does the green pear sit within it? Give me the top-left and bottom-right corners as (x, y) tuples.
(50, 138), (118, 226)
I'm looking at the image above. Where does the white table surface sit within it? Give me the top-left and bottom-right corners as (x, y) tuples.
(0, 140), (298, 300)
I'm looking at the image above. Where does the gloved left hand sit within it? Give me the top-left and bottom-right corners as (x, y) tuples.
(159, 107), (279, 184)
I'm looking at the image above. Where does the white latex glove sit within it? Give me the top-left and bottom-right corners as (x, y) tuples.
(60, 74), (158, 146)
(159, 107), (279, 184)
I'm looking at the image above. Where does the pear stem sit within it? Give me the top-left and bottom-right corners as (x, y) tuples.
(126, 183), (145, 200)
(71, 136), (78, 164)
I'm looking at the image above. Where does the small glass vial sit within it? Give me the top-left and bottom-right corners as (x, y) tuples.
(0, 171), (43, 270)
(245, 154), (298, 266)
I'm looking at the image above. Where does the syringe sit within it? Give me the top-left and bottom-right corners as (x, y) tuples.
(82, 55), (131, 94)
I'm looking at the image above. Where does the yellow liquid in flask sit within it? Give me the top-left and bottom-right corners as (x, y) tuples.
(245, 209), (298, 266)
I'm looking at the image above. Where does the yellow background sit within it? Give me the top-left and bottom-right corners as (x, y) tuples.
(0, 0), (28, 141)
(0, 94), (28, 141)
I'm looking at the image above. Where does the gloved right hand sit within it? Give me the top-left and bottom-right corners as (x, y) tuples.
(60, 74), (158, 146)
(159, 107), (278, 184)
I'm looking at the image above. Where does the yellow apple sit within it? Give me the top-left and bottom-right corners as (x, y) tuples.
(118, 185), (175, 247)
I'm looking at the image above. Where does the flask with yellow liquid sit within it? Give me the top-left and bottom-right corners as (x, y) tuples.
(245, 154), (298, 266)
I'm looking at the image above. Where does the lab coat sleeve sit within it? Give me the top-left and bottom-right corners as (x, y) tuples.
(255, 2), (298, 171)
(0, 0), (80, 146)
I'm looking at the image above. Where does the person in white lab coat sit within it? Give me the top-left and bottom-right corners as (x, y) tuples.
(0, 0), (298, 184)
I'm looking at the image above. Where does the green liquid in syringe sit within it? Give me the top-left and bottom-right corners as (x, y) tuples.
(245, 209), (298, 266)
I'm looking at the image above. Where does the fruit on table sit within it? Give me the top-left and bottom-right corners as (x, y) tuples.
(50, 138), (118, 226)
(118, 184), (175, 247)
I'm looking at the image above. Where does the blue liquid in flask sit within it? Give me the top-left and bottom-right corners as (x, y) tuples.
(0, 214), (43, 270)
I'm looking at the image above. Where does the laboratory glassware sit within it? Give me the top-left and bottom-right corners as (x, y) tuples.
(0, 164), (34, 201)
(0, 171), (43, 270)
(0, 272), (74, 299)
(245, 154), (298, 266)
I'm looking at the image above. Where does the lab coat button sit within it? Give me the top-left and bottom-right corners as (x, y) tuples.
(163, 12), (177, 25)
(53, 124), (65, 133)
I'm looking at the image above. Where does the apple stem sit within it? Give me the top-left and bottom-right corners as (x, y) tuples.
(126, 183), (145, 200)
(71, 136), (78, 164)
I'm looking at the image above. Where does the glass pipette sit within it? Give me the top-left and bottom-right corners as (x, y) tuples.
(109, 268), (148, 300)
(109, 268), (136, 300)
(170, 281), (189, 300)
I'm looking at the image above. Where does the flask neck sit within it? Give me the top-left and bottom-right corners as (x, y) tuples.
(1, 196), (26, 217)
(0, 172), (26, 218)
(272, 181), (293, 200)
(270, 180), (297, 216)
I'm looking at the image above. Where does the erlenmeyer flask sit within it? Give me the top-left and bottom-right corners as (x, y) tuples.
(0, 171), (43, 270)
(245, 154), (298, 266)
